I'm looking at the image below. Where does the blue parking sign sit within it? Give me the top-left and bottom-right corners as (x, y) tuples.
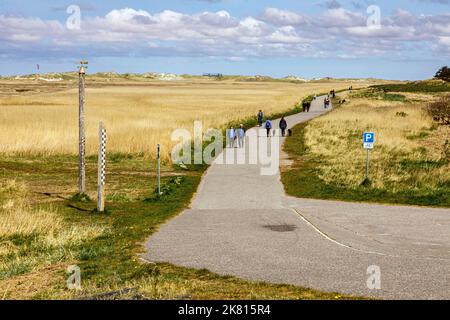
(363, 132), (374, 149)
(364, 132), (374, 143)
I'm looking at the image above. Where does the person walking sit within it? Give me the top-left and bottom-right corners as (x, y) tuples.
(228, 127), (236, 148)
(302, 101), (307, 112)
(306, 101), (311, 112)
(265, 119), (272, 137)
(257, 110), (264, 127)
(326, 98), (331, 109)
(237, 124), (245, 148)
(279, 117), (287, 137)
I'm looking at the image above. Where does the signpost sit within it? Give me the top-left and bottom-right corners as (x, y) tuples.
(363, 132), (375, 179)
(78, 61), (88, 194)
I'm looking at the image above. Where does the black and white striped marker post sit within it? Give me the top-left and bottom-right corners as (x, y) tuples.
(157, 144), (161, 196)
(97, 121), (107, 212)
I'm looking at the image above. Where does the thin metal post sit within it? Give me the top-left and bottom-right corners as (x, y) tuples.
(97, 122), (107, 212)
(366, 149), (370, 179)
(78, 64), (86, 193)
(157, 144), (161, 196)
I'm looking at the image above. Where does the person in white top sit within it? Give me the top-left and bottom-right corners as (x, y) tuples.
(237, 124), (245, 148)
(228, 127), (236, 148)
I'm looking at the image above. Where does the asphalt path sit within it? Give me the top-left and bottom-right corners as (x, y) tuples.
(143, 96), (450, 299)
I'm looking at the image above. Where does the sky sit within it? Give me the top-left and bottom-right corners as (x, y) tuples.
(0, 0), (449, 79)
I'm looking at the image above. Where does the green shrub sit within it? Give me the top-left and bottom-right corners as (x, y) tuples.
(373, 82), (450, 93)
(427, 95), (450, 125)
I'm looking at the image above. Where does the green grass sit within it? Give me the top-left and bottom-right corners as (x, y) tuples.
(282, 122), (450, 207)
(406, 131), (430, 140)
(372, 81), (450, 93)
(350, 88), (408, 102)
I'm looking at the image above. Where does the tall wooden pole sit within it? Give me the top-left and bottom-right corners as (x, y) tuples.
(97, 122), (107, 212)
(78, 65), (86, 194)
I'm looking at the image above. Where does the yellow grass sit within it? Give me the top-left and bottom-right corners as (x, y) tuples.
(0, 79), (376, 160)
(305, 96), (450, 191)
(0, 179), (108, 281)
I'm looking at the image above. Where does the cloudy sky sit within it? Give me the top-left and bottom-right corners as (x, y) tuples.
(1, 0), (449, 79)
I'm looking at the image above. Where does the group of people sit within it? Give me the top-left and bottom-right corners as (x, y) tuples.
(258, 110), (289, 137)
(228, 92), (339, 148)
(258, 110), (275, 137)
(227, 109), (295, 149)
(227, 124), (246, 148)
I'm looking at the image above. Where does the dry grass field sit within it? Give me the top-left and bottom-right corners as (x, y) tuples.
(0, 77), (379, 161)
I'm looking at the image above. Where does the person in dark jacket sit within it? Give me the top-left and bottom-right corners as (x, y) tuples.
(302, 101), (308, 112)
(265, 119), (272, 137)
(279, 117), (287, 137)
(257, 110), (264, 127)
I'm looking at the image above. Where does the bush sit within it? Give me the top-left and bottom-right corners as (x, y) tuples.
(427, 95), (450, 125)
(372, 81), (450, 93)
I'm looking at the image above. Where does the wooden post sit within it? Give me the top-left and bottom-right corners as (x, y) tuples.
(157, 144), (161, 196)
(97, 122), (107, 212)
(78, 64), (86, 193)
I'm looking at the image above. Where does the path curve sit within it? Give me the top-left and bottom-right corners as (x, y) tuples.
(143, 96), (450, 300)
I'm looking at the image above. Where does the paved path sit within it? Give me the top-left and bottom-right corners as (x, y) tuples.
(143, 96), (450, 300)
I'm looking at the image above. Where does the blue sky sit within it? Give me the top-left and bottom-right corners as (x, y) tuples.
(1, 0), (449, 79)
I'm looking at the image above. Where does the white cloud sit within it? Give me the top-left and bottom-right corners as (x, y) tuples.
(261, 8), (308, 26)
(1, 7), (450, 62)
(320, 8), (365, 27)
(198, 10), (239, 27)
(267, 26), (303, 44)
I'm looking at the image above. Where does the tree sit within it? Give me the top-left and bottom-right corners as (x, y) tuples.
(434, 66), (450, 81)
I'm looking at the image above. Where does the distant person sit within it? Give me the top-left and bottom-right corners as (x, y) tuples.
(306, 101), (311, 112)
(279, 117), (287, 137)
(265, 119), (272, 137)
(237, 124), (245, 148)
(228, 127), (235, 148)
(257, 110), (264, 127)
(302, 101), (307, 112)
(313, 94), (317, 100)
